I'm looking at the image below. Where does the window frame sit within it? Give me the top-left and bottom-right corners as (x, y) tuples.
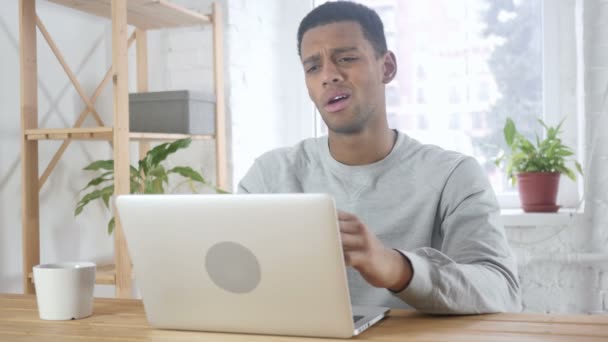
(311, 0), (584, 209)
(500, 0), (582, 209)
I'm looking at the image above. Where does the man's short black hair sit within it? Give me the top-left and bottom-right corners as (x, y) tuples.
(297, 1), (388, 58)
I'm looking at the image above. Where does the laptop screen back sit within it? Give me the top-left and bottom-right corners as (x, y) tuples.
(116, 194), (356, 338)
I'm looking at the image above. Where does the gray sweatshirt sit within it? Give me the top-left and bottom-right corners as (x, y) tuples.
(238, 131), (521, 314)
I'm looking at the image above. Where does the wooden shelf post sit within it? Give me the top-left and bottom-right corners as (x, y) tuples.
(136, 28), (150, 157)
(213, 2), (227, 190)
(19, 0), (40, 295)
(111, 0), (132, 298)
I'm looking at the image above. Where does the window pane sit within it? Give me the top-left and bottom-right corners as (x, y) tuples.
(317, 0), (543, 195)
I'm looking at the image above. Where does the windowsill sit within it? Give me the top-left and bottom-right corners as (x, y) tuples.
(500, 208), (581, 228)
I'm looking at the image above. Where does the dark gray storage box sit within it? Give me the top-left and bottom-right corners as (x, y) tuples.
(129, 90), (215, 135)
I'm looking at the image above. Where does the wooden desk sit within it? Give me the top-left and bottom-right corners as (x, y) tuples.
(1, 294), (607, 341)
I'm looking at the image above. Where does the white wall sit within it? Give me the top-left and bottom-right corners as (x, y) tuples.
(1, 0), (608, 314)
(584, 0), (608, 253)
(226, 0), (314, 187)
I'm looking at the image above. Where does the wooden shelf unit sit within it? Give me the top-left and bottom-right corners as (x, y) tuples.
(19, 0), (226, 297)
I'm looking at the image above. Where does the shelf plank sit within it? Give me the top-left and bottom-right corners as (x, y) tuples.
(95, 264), (118, 285)
(129, 132), (214, 141)
(25, 127), (113, 140)
(25, 128), (213, 141)
(28, 264), (116, 285)
(47, 0), (211, 30)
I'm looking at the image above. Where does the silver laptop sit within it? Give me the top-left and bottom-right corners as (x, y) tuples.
(115, 193), (389, 338)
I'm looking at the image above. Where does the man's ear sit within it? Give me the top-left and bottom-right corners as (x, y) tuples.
(382, 51), (397, 84)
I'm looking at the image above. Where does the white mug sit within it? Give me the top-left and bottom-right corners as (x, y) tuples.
(33, 262), (96, 320)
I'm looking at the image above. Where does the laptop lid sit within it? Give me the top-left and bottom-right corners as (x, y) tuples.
(116, 194), (364, 338)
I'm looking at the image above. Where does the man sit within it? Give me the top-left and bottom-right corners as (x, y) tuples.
(239, 1), (521, 314)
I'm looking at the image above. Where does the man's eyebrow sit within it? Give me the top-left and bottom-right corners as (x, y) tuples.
(302, 47), (360, 65)
(331, 47), (359, 54)
(302, 54), (320, 65)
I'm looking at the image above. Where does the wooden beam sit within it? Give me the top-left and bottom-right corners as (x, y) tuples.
(212, 2), (228, 191)
(136, 28), (150, 158)
(25, 127), (113, 141)
(47, 0), (211, 30)
(135, 29), (148, 93)
(28, 264), (116, 285)
(111, 0), (132, 299)
(38, 31), (136, 190)
(19, 0), (39, 295)
(38, 68), (111, 188)
(129, 132), (214, 141)
(35, 15), (106, 127)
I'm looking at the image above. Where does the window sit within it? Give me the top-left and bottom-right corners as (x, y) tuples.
(314, 0), (581, 208)
(449, 85), (461, 104)
(416, 87), (426, 104)
(449, 113), (461, 130)
(416, 65), (426, 80)
(477, 81), (490, 102)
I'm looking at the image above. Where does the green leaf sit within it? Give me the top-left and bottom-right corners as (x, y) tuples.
(147, 139), (192, 170)
(152, 178), (164, 194)
(107, 217), (115, 235)
(537, 118), (549, 131)
(504, 118), (516, 147)
(149, 165), (167, 179)
(518, 135), (536, 154)
(143, 142), (168, 172)
(130, 166), (141, 180)
(564, 168), (576, 181)
(494, 152), (504, 167)
(102, 192), (111, 209)
(555, 117), (566, 134)
(130, 179), (141, 194)
(138, 158), (149, 177)
(74, 185), (114, 216)
(556, 149), (573, 157)
(80, 172), (114, 192)
(575, 161), (583, 176)
(168, 166), (206, 184)
(83, 160), (114, 171)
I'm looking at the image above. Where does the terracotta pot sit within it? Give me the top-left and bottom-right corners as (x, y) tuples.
(516, 172), (560, 213)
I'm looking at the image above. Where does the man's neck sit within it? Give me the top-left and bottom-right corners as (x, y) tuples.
(328, 128), (396, 166)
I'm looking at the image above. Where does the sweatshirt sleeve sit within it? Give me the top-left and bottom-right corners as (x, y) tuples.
(392, 157), (522, 314)
(237, 159), (267, 194)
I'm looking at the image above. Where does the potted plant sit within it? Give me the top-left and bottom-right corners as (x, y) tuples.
(496, 118), (583, 212)
(75, 138), (226, 234)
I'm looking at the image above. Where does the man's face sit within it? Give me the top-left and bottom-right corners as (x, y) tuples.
(300, 21), (393, 135)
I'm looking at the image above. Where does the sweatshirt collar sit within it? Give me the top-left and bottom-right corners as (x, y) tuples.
(319, 130), (407, 177)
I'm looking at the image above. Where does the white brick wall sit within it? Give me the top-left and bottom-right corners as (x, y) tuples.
(158, 0), (313, 190)
(585, 0), (608, 253)
(224, 0), (314, 188)
(506, 213), (608, 313)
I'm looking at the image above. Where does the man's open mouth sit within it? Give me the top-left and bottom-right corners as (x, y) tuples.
(327, 94), (349, 105)
(324, 94), (351, 113)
